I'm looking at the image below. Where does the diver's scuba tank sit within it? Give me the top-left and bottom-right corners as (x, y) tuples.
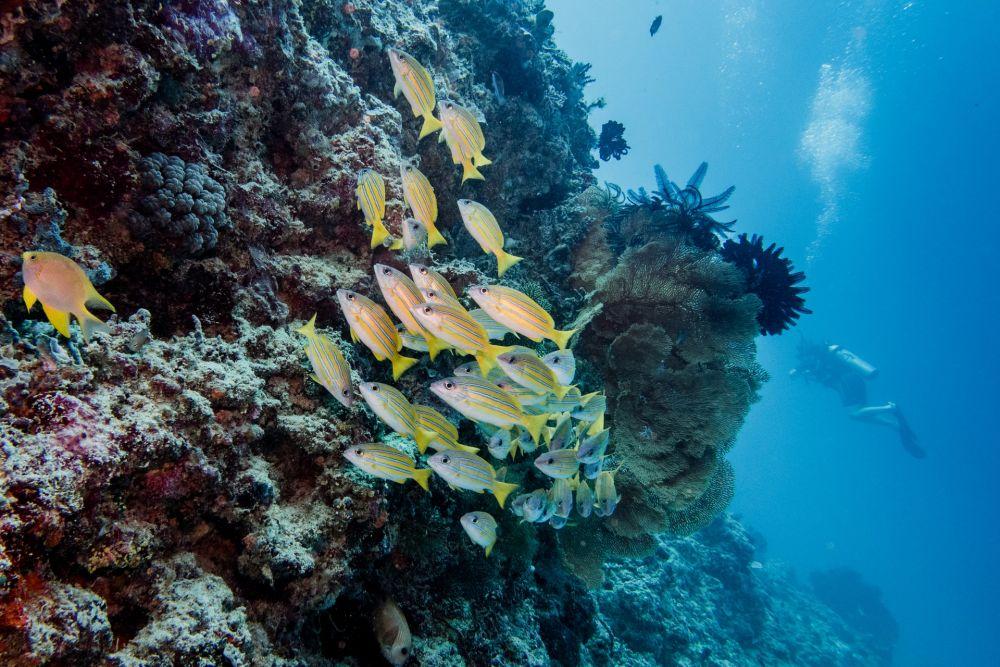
(828, 345), (879, 378)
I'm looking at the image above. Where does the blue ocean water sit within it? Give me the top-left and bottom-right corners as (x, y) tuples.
(549, 1), (999, 664)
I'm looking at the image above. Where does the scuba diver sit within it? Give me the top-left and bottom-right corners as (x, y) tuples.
(791, 339), (925, 459)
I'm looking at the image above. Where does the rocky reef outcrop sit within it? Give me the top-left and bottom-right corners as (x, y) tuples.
(0, 0), (858, 664)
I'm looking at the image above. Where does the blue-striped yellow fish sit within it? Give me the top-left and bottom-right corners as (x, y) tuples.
(356, 169), (391, 249)
(470, 308), (512, 341)
(541, 349), (575, 386)
(411, 301), (511, 377)
(401, 217), (427, 251)
(418, 287), (460, 308)
(544, 415), (574, 451)
(374, 264), (448, 360)
(575, 428), (609, 464)
(388, 49), (442, 140)
(572, 391), (606, 434)
(337, 289), (417, 380)
(427, 450), (518, 508)
(460, 511), (498, 557)
(415, 403), (479, 454)
(549, 479), (573, 518)
(343, 443), (431, 491)
(438, 100), (491, 182)
(534, 448), (580, 479)
(408, 263), (460, 303)
(593, 467), (621, 517)
(575, 476), (594, 518)
(456, 200), (521, 277)
(497, 351), (573, 400)
(359, 382), (435, 453)
(429, 376), (549, 444)
(297, 314), (355, 408)
(468, 284), (576, 349)
(400, 163), (446, 247)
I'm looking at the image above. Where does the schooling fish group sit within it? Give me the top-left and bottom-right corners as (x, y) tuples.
(15, 49), (620, 566)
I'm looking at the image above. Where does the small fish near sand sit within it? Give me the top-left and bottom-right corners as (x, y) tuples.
(21, 251), (115, 341)
(374, 598), (413, 666)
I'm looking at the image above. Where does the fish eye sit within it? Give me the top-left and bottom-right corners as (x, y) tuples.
(343, 389), (352, 397)
(479, 287), (488, 294)
(446, 102), (453, 109)
(405, 166), (412, 171)
(444, 381), (454, 390)
(400, 648), (408, 656)
(472, 517), (478, 523)
(346, 293), (355, 301)
(382, 267), (392, 275)
(547, 458), (554, 465)
(441, 456), (450, 464)
(423, 306), (432, 314)
(419, 267), (428, 275)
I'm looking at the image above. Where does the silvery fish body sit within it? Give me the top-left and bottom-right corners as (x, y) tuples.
(576, 428), (610, 464)
(550, 478), (573, 518)
(460, 511), (498, 557)
(487, 428), (514, 460)
(534, 448), (581, 479)
(542, 349), (576, 385)
(546, 415), (574, 451)
(575, 478), (594, 518)
(583, 459), (603, 480)
(593, 469), (621, 517)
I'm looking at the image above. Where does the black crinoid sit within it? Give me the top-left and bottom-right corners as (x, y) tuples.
(605, 162), (736, 252)
(598, 120), (629, 161)
(721, 233), (812, 335)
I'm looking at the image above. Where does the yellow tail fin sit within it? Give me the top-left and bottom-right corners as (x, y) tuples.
(296, 313), (318, 338)
(522, 412), (550, 445)
(492, 480), (519, 509)
(418, 113), (443, 139)
(370, 219), (390, 249)
(553, 384), (576, 400)
(425, 335), (449, 361)
(474, 152), (492, 167)
(461, 160), (485, 183)
(411, 468), (432, 492)
(587, 413), (605, 435)
(454, 442), (480, 454)
(414, 428), (436, 455)
(543, 426), (555, 446)
(389, 238), (404, 251)
(476, 344), (513, 379)
(550, 328), (577, 350)
(425, 222), (447, 248)
(391, 353), (418, 380)
(495, 249), (523, 277)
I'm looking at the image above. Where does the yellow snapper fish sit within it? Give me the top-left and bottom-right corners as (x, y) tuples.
(497, 350), (574, 400)
(541, 349), (575, 386)
(374, 263), (449, 360)
(470, 307), (513, 341)
(427, 449), (518, 508)
(453, 360), (508, 383)
(572, 391), (607, 434)
(374, 598), (414, 667)
(545, 386), (584, 415)
(343, 443), (431, 492)
(437, 100), (491, 182)
(400, 163), (446, 247)
(575, 476), (594, 518)
(494, 380), (547, 408)
(429, 375), (549, 444)
(408, 263), (460, 303)
(411, 301), (511, 377)
(544, 414), (574, 451)
(355, 169), (391, 249)
(468, 284), (577, 349)
(337, 289), (418, 380)
(21, 251), (115, 341)
(593, 467), (622, 517)
(575, 427), (610, 464)
(401, 217), (428, 251)
(358, 382), (435, 453)
(456, 200), (521, 277)
(388, 48), (443, 140)
(534, 448), (581, 479)
(549, 478), (573, 518)
(415, 403), (480, 454)
(460, 511), (498, 557)
(418, 286), (461, 308)
(297, 314), (355, 408)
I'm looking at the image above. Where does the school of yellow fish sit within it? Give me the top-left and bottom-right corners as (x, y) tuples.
(16, 49), (620, 563)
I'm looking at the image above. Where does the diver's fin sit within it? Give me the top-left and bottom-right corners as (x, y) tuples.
(42, 304), (72, 338)
(297, 313), (318, 338)
(418, 113), (443, 139)
(492, 480), (519, 509)
(411, 468), (432, 492)
(23, 285), (37, 311)
(391, 353), (418, 381)
(495, 249), (522, 277)
(460, 160), (485, 183)
(425, 222), (447, 248)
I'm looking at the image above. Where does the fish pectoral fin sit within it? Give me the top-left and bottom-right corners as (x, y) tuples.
(309, 373), (322, 385)
(393, 81), (402, 98)
(41, 304), (72, 338)
(485, 542), (494, 558)
(85, 287), (116, 313)
(349, 326), (360, 344)
(23, 285), (37, 311)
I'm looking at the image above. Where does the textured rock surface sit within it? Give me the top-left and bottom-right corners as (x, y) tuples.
(1, 0), (876, 664)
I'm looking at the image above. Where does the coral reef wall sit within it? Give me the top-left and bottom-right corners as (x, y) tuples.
(0, 1), (835, 665)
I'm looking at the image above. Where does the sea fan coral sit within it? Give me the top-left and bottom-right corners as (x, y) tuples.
(720, 233), (811, 335)
(597, 120), (629, 161)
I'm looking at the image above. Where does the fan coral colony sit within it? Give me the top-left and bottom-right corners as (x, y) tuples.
(0, 1), (900, 665)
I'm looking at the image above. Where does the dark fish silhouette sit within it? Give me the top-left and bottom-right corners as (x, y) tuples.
(650, 15), (663, 36)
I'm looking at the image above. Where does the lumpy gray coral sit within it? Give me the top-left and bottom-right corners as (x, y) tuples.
(1, 0), (857, 664)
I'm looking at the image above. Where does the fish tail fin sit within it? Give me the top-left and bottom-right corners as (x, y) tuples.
(475, 153), (492, 167)
(425, 335), (449, 361)
(411, 467), (432, 492)
(370, 219), (390, 249)
(77, 307), (110, 342)
(23, 285), (37, 311)
(587, 413), (605, 435)
(485, 542), (494, 558)
(523, 413), (550, 445)
(418, 113), (443, 139)
(461, 160), (485, 183)
(456, 442), (480, 454)
(391, 353), (418, 380)
(389, 238), (404, 251)
(495, 249), (523, 277)
(425, 222), (448, 247)
(492, 480), (519, 509)
(296, 313), (318, 338)
(85, 287), (116, 313)
(550, 328), (578, 350)
(554, 383), (575, 400)
(477, 344), (513, 378)
(414, 428), (436, 455)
